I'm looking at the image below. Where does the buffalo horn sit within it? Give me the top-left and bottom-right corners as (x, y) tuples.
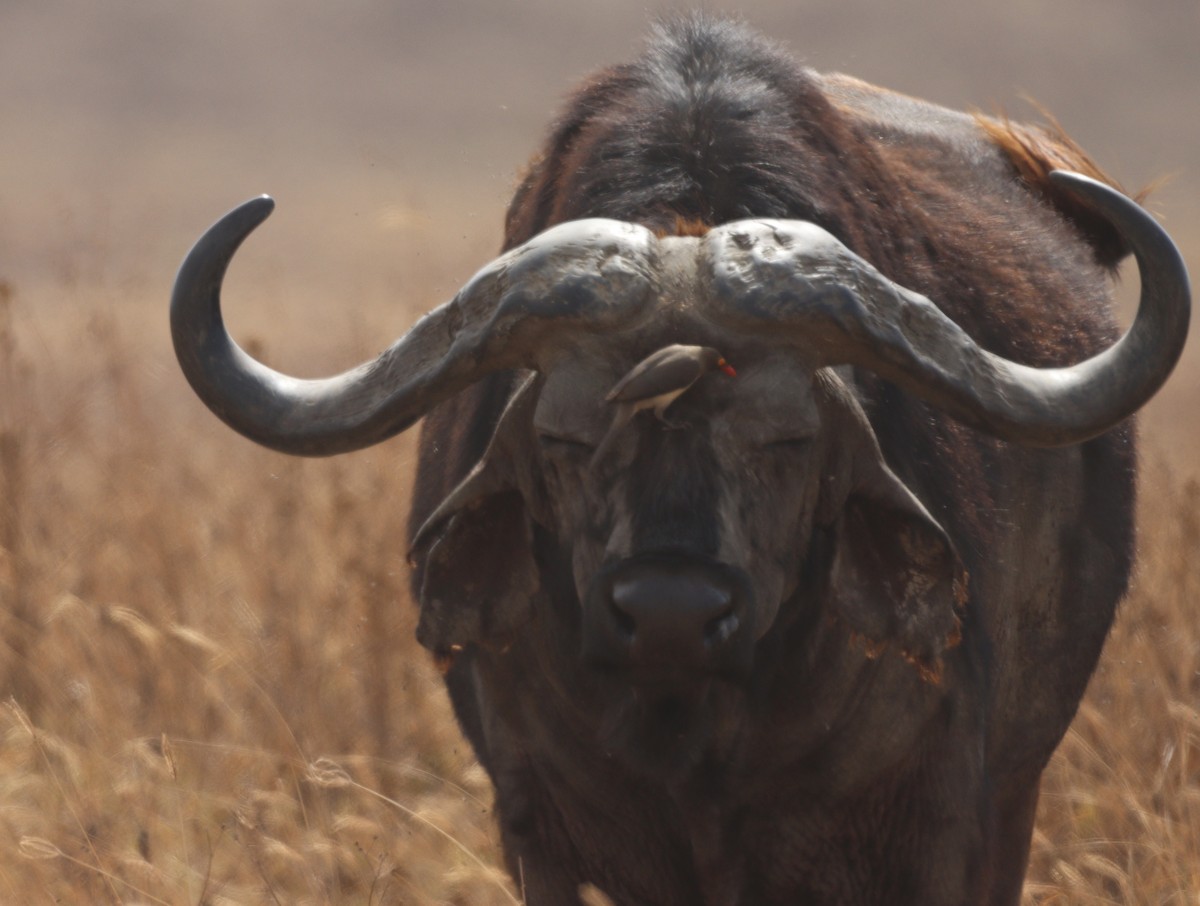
(706, 171), (1190, 446)
(170, 200), (657, 455)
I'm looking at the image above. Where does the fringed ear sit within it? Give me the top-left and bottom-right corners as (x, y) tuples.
(409, 375), (545, 552)
(416, 490), (539, 655)
(409, 375), (544, 656)
(827, 465), (967, 683)
(977, 111), (1149, 270)
(814, 375), (966, 682)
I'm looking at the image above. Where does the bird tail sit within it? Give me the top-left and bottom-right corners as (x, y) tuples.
(590, 407), (634, 470)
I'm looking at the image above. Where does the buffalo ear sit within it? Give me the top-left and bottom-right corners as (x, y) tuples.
(827, 464), (966, 681)
(416, 490), (539, 652)
(409, 374), (545, 553)
(409, 375), (544, 653)
(815, 375), (965, 681)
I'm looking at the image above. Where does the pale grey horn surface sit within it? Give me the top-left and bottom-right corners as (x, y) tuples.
(704, 171), (1191, 447)
(171, 200), (658, 456)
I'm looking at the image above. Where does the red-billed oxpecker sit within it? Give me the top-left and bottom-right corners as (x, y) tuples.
(592, 344), (736, 468)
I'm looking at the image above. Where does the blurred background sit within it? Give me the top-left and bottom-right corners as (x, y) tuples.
(1, 1), (1197, 902)
(4, 0), (1198, 441)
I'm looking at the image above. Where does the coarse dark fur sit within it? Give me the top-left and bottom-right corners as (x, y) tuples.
(408, 16), (1136, 905)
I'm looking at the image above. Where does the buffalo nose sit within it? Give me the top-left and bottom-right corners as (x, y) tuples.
(609, 570), (739, 665)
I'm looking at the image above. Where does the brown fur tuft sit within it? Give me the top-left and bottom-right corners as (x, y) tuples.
(977, 109), (1150, 269)
(655, 216), (713, 238)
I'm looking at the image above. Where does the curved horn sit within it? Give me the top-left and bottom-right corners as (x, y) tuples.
(171, 200), (657, 456)
(706, 171), (1190, 446)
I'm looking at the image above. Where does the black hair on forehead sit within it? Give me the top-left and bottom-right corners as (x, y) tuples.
(550, 14), (842, 232)
(626, 425), (721, 556)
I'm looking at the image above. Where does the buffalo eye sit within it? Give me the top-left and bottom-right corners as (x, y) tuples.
(538, 432), (595, 455)
(763, 437), (814, 452)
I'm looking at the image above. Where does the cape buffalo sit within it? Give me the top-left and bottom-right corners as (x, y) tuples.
(170, 16), (1190, 905)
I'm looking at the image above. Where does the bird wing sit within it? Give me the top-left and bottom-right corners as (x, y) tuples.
(604, 346), (705, 404)
(590, 404), (637, 469)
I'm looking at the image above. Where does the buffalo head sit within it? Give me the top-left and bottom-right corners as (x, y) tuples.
(171, 175), (1188, 773)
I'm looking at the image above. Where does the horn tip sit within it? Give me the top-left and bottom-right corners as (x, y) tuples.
(244, 194), (276, 222)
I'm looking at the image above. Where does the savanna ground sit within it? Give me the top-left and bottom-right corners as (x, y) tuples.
(0, 236), (1198, 906)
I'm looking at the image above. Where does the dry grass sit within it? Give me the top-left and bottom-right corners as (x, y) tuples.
(0, 275), (517, 905)
(1023, 462), (1200, 905)
(0, 258), (1197, 904)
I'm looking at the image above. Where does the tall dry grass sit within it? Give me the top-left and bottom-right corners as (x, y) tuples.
(0, 259), (1196, 904)
(1024, 461), (1200, 904)
(0, 274), (517, 905)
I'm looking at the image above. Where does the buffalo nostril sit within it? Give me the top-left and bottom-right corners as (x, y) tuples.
(609, 572), (737, 661)
(612, 603), (637, 641)
(704, 608), (739, 647)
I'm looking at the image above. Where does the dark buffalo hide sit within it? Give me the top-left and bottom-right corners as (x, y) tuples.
(168, 13), (1189, 906)
(407, 17), (1144, 906)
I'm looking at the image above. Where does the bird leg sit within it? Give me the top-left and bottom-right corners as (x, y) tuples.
(654, 403), (690, 430)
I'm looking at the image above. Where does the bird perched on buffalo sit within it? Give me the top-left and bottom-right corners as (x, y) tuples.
(591, 344), (736, 468)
